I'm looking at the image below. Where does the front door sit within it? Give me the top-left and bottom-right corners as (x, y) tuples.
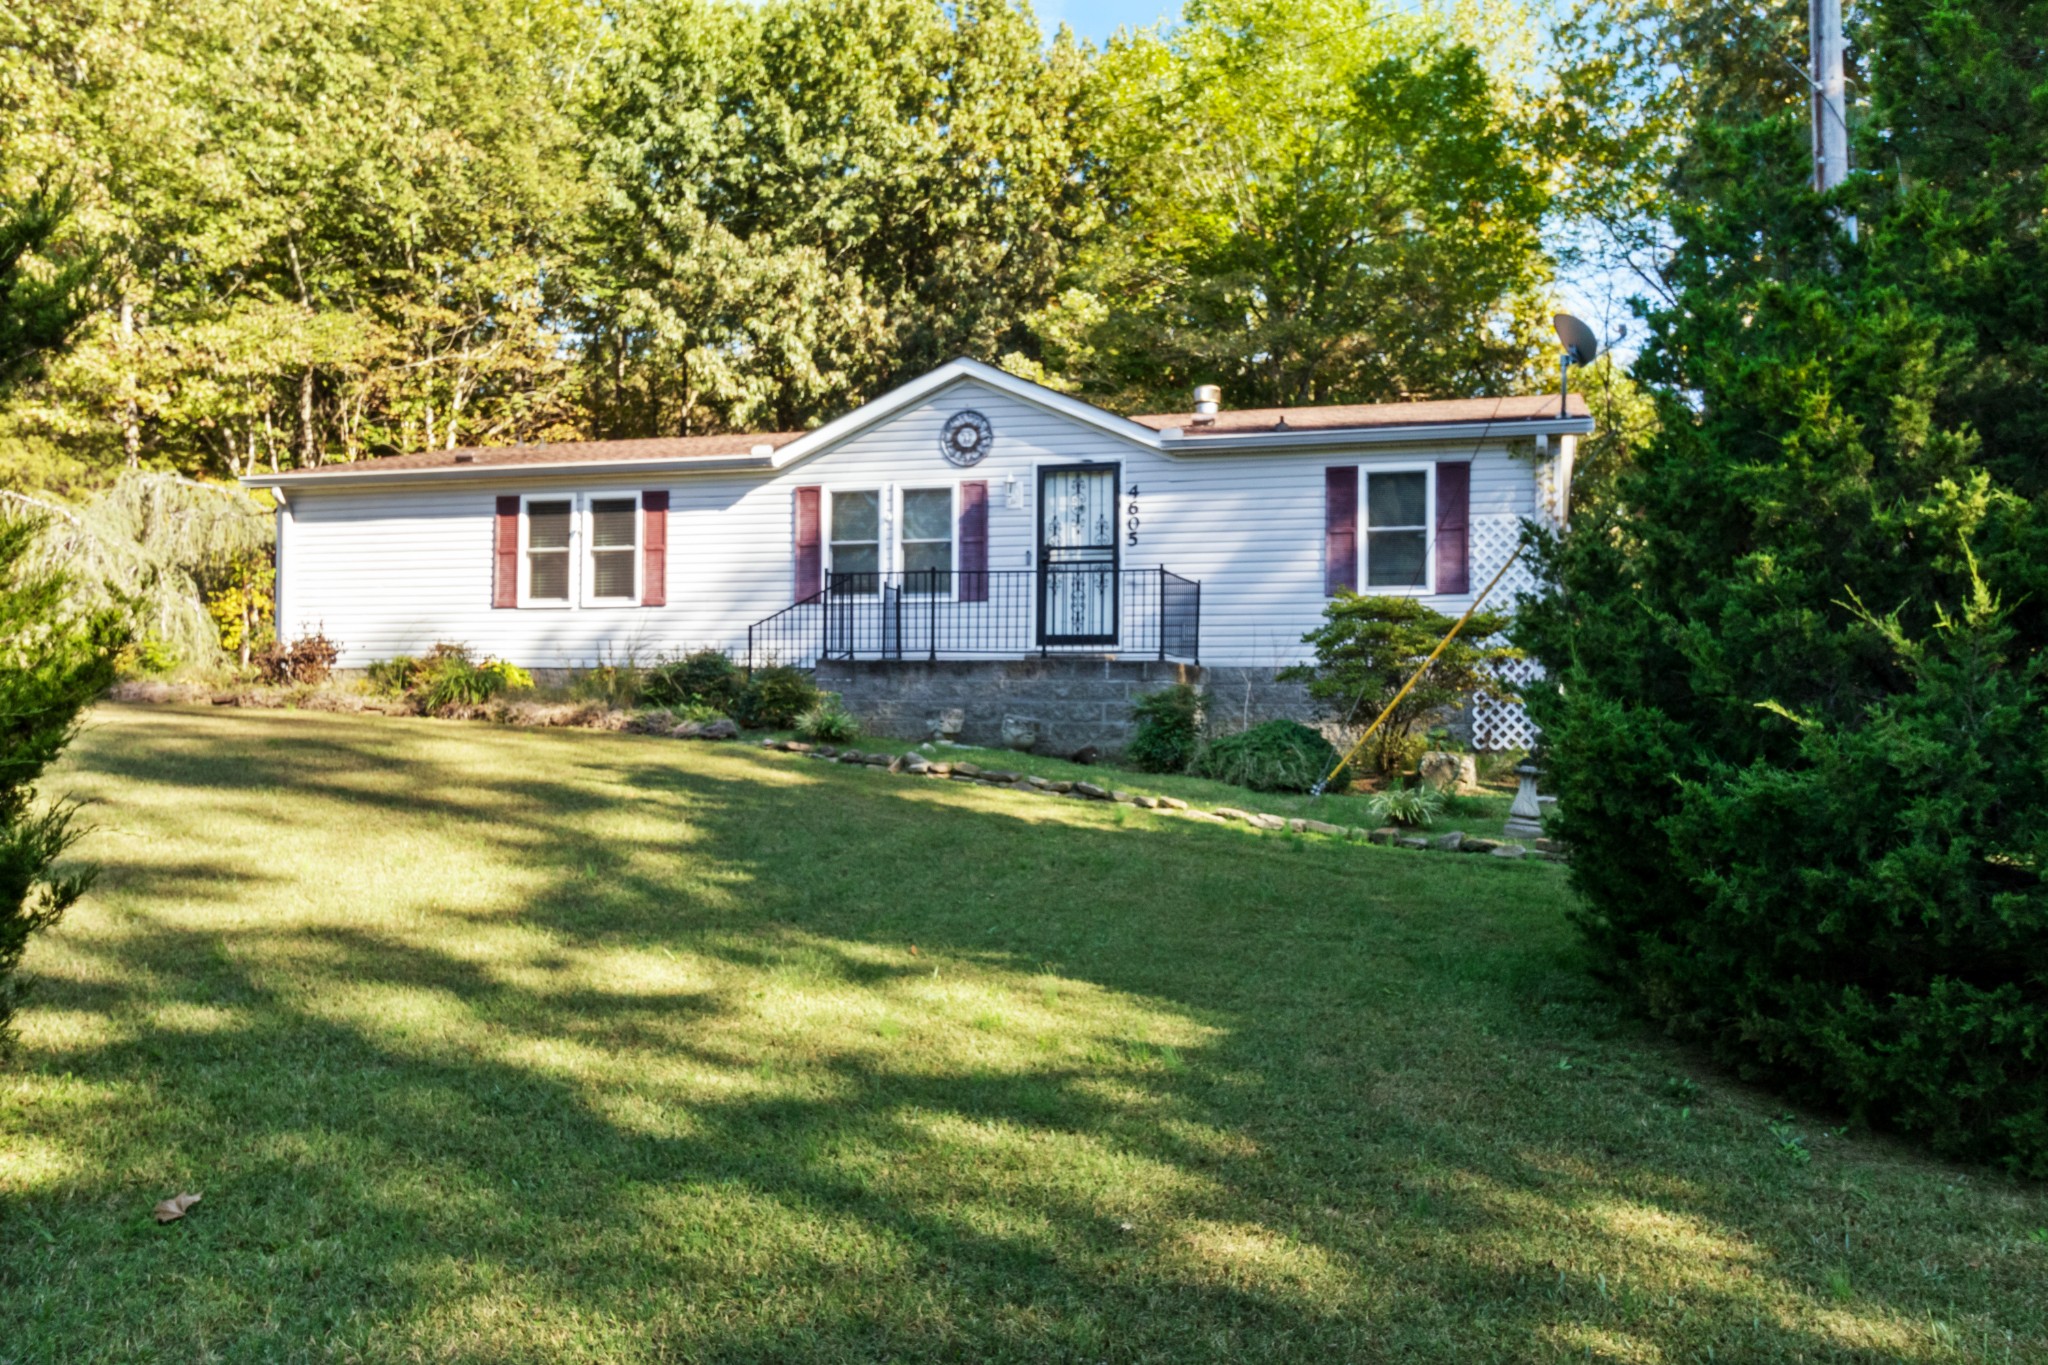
(1037, 463), (1120, 645)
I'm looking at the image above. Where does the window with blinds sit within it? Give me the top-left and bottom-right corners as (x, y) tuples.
(588, 496), (639, 602)
(901, 488), (953, 594)
(1364, 471), (1429, 589)
(525, 500), (572, 602)
(829, 489), (880, 594)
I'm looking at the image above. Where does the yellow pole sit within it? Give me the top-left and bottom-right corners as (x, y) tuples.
(1309, 543), (1525, 798)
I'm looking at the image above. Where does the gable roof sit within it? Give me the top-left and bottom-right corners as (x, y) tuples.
(242, 357), (1592, 489)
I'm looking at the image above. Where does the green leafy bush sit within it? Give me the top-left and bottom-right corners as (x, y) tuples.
(366, 654), (424, 697)
(1190, 720), (1339, 794)
(642, 649), (743, 713)
(1280, 594), (1518, 778)
(1366, 785), (1444, 829)
(732, 665), (818, 730)
(1126, 683), (1203, 772)
(794, 696), (860, 745)
(570, 659), (644, 708)
(416, 649), (533, 713)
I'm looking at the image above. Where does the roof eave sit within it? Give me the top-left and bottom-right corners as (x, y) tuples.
(240, 452), (780, 490)
(1157, 415), (1594, 451)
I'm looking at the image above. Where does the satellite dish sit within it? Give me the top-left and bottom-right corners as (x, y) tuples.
(1553, 313), (1601, 367)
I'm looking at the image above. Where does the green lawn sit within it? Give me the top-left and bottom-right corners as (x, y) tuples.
(2, 705), (2041, 1363)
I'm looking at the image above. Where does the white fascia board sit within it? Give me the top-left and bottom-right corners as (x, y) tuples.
(766, 356), (1164, 469)
(1158, 415), (1595, 453)
(240, 452), (778, 491)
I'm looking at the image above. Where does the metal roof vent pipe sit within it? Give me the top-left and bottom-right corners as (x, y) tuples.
(1191, 384), (1221, 424)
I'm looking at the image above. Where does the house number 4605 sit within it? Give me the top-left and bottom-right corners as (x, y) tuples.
(1126, 484), (1140, 546)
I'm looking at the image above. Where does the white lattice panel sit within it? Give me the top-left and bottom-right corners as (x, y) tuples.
(1466, 513), (1543, 751)
(1472, 654), (1542, 752)
(1469, 513), (1540, 603)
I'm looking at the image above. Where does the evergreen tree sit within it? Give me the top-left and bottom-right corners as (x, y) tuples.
(1519, 8), (2048, 1172)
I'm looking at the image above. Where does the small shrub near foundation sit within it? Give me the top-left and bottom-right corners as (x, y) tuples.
(1126, 684), (1203, 773)
(252, 633), (339, 686)
(732, 666), (818, 729)
(794, 696), (861, 745)
(1191, 719), (1340, 794)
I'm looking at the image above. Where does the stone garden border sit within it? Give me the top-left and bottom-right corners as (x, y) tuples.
(756, 739), (1567, 864)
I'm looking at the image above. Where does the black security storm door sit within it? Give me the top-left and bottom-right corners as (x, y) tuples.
(1037, 463), (1120, 646)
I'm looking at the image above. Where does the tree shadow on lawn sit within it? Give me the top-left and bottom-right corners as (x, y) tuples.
(6, 705), (2041, 1362)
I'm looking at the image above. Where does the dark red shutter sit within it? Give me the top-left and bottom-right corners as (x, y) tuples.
(793, 486), (822, 599)
(1324, 466), (1358, 596)
(493, 495), (519, 608)
(958, 480), (989, 602)
(641, 490), (668, 607)
(1435, 461), (1471, 595)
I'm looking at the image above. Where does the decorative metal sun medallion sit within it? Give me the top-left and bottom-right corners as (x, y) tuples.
(939, 409), (993, 466)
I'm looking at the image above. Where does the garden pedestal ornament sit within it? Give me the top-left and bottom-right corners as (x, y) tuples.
(1502, 762), (1545, 839)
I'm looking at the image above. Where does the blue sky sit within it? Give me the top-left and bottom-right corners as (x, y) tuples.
(1036, 0), (1178, 45)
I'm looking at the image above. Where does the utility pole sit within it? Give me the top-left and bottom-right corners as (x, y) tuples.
(1810, 0), (1849, 192)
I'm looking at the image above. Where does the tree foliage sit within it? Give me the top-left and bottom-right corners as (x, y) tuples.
(1041, 0), (1560, 410)
(0, 514), (126, 1044)
(1, 0), (1603, 484)
(1284, 593), (1518, 776)
(1518, 3), (2048, 1172)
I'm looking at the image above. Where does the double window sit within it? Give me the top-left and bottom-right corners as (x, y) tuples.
(1363, 469), (1430, 590)
(519, 494), (641, 606)
(827, 487), (954, 595)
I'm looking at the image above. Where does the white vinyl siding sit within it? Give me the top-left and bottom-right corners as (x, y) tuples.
(276, 377), (1552, 669)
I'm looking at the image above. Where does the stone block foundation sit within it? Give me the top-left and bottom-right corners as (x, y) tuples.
(814, 657), (1321, 756)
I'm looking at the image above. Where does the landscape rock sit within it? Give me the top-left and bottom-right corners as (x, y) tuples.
(1287, 818), (1307, 833)
(953, 763), (982, 778)
(1417, 750), (1480, 794)
(1133, 796), (1158, 809)
(1491, 844), (1529, 860)
(1181, 810), (1228, 823)
(1073, 781), (1109, 800)
(1049, 780), (1073, 794)
(1301, 820), (1345, 837)
(675, 719), (739, 740)
(1397, 836), (1430, 850)
(929, 708), (965, 742)
(999, 715), (1040, 751)
(1025, 776), (1051, 789)
(926, 762), (951, 776)
(1155, 796), (1188, 811)
(1456, 837), (1502, 854)
(1246, 813), (1287, 831)
(864, 752), (891, 766)
(1213, 807), (1254, 823)
(1534, 837), (1565, 855)
(1430, 830), (1467, 852)
(1111, 791), (1136, 803)
(815, 746), (838, 758)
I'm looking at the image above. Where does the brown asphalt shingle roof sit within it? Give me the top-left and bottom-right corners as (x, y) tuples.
(1131, 393), (1589, 435)
(300, 431), (805, 476)
(290, 392), (1582, 476)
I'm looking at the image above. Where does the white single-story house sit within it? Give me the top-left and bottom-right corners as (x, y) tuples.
(243, 358), (1588, 748)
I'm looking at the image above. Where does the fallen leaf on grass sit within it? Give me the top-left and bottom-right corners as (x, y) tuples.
(154, 1193), (202, 1223)
(908, 944), (920, 957)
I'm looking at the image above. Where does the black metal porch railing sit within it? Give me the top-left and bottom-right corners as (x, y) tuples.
(745, 567), (1201, 671)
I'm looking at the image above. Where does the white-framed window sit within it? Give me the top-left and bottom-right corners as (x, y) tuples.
(1364, 467), (1431, 591)
(900, 486), (954, 595)
(584, 494), (640, 605)
(828, 488), (882, 594)
(521, 496), (574, 606)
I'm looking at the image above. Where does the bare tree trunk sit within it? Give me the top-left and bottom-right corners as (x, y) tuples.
(286, 238), (319, 468)
(119, 297), (141, 468)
